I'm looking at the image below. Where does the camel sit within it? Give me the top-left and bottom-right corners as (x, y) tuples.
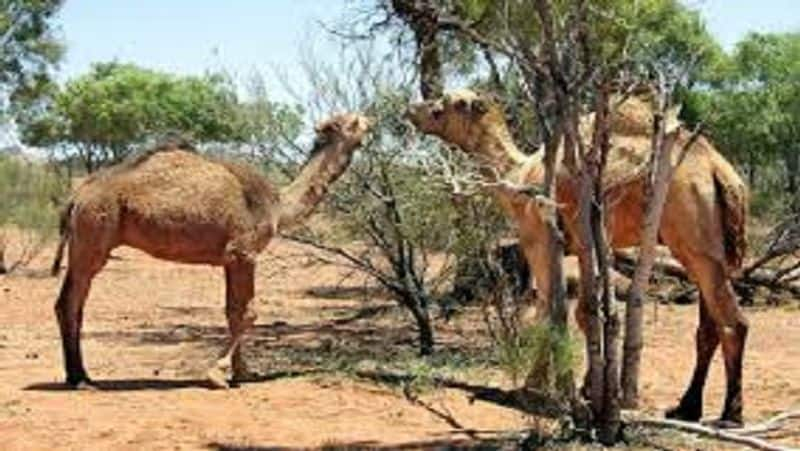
(406, 89), (749, 426)
(51, 112), (371, 389)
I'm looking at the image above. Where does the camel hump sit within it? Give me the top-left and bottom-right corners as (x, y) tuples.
(151, 133), (197, 152)
(135, 134), (197, 161)
(712, 160), (749, 273)
(609, 96), (681, 137)
(116, 135), (197, 171)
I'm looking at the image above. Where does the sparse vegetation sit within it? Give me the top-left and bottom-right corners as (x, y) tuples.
(0, 154), (67, 273)
(1, 1), (799, 449)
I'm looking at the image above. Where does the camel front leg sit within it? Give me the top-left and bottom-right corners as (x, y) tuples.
(518, 234), (554, 327)
(519, 229), (571, 390)
(55, 263), (105, 389)
(207, 259), (257, 389)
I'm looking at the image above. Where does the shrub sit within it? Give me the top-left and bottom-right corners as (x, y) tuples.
(0, 155), (68, 273)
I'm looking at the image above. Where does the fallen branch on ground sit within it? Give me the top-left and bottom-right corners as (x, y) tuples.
(729, 409), (800, 436)
(627, 416), (796, 451)
(614, 249), (800, 301)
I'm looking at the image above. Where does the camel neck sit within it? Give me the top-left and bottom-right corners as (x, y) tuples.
(459, 122), (547, 214)
(275, 140), (355, 231)
(466, 123), (531, 182)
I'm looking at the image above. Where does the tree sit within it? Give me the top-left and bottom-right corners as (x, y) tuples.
(687, 32), (800, 213)
(620, 83), (700, 409)
(0, 0), (64, 120)
(277, 46), (507, 356)
(224, 72), (304, 165)
(336, 1), (523, 315)
(19, 63), (300, 172)
(0, 0), (64, 274)
(383, 0), (724, 443)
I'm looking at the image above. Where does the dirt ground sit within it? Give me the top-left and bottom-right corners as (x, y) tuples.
(1, 238), (799, 450)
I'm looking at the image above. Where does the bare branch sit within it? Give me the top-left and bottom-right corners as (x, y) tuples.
(628, 416), (796, 451)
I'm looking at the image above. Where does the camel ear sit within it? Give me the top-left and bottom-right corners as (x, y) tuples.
(454, 98), (469, 113)
(347, 115), (366, 133)
(316, 119), (342, 136)
(471, 98), (489, 117)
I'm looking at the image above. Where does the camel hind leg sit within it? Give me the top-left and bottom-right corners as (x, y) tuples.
(54, 240), (110, 388)
(668, 252), (748, 426)
(666, 294), (719, 421)
(207, 258), (257, 389)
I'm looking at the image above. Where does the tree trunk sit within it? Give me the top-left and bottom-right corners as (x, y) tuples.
(390, 0), (443, 100)
(405, 294), (434, 356)
(414, 24), (443, 100)
(82, 146), (96, 174)
(413, 305), (434, 356)
(621, 106), (676, 407)
(576, 169), (605, 420)
(541, 199), (573, 396)
(783, 147), (799, 211)
(524, 117), (571, 397)
(748, 153), (756, 188)
(0, 234), (7, 275)
(594, 186), (621, 444)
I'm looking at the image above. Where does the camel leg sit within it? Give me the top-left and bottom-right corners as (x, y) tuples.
(717, 302), (748, 427)
(207, 259), (256, 389)
(666, 295), (719, 422)
(667, 255), (747, 426)
(54, 257), (106, 388)
(518, 233), (555, 326)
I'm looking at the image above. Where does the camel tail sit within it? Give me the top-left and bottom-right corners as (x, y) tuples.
(713, 163), (748, 273)
(51, 201), (74, 276)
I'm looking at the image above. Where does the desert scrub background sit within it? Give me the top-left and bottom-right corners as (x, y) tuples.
(0, 155), (68, 273)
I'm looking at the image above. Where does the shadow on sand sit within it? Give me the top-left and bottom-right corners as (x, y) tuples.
(208, 435), (513, 451)
(23, 369), (318, 392)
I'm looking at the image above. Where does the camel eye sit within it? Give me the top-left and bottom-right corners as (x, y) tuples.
(432, 108), (444, 120)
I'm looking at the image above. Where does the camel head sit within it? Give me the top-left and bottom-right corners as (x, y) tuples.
(312, 113), (373, 151)
(274, 112), (372, 231)
(406, 89), (512, 157)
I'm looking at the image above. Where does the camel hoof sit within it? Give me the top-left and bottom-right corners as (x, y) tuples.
(706, 418), (743, 429)
(665, 404), (701, 423)
(68, 378), (98, 391)
(231, 367), (258, 386)
(206, 367), (230, 389)
(75, 381), (99, 391)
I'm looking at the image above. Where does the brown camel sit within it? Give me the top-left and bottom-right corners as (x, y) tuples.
(407, 89), (749, 426)
(52, 113), (371, 389)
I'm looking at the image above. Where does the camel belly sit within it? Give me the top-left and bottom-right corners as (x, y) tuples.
(119, 212), (232, 265)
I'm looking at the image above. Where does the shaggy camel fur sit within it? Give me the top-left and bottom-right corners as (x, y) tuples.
(407, 89), (749, 426)
(52, 113), (371, 389)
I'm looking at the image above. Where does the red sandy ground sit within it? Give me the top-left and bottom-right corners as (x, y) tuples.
(0, 239), (798, 450)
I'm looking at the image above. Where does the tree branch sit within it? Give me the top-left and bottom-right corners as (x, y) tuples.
(628, 416), (796, 451)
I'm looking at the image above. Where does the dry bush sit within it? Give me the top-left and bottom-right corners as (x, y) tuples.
(0, 155), (67, 273)
(480, 255), (577, 393)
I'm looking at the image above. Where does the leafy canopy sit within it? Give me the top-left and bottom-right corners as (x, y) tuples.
(19, 62), (303, 169)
